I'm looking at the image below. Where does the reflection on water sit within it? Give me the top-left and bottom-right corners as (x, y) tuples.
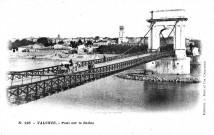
(191, 64), (201, 77)
(41, 75), (200, 112)
(143, 81), (199, 111)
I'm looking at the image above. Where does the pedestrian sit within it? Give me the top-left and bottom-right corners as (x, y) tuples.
(78, 61), (81, 68)
(68, 59), (73, 72)
(88, 62), (91, 73)
(69, 59), (73, 66)
(103, 55), (106, 62)
(73, 62), (79, 71)
(92, 61), (95, 69)
(64, 64), (70, 73)
(76, 61), (81, 71)
(91, 62), (95, 73)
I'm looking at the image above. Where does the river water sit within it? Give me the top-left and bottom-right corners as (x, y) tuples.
(8, 58), (201, 112)
(8, 58), (63, 71)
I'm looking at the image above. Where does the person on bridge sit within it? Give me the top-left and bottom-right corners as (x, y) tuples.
(69, 59), (73, 66)
(77, 61), (81, 70)
(68, 59), (74, 72)
(60, 62), (70, 73)
(64, 64), (70, 73)
(88, 62), (92, 73)
(103, 55), (106, 62)
(92, 61), (95, 69)
(73, 62), (80, 72)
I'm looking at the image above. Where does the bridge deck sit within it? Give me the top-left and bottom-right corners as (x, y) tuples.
(8, 54), (150, 86)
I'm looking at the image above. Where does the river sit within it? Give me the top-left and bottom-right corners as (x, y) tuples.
(8, 58), (201, 112)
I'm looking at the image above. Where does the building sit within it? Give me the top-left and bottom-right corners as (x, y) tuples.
(126, 37), (136, 43)
(109, 38), (118, 44)
(54, 44), (66, 49)
(81, 37), (95, 43)
(87, 46), (94, 54)
(192, 47), (199, 56)
(97, 40), (111, 46)
(93, 42), (99, 46)
(118, 25), (125, 44)
(77, 44), (86, 54)
(118, 37), (148, 46)
(71, 38), (79, 42)
(18, 46), (30, 52)
(62, 38), (72, 45)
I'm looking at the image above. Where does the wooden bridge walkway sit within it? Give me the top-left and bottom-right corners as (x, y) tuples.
(7, 53), (150, 86)
(7, 51), (174, 105)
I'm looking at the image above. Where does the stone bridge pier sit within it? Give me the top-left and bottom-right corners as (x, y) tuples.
(146, 9), (190, 74)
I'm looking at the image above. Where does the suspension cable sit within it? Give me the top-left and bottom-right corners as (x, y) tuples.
(120, 22), (156, 55)
(167, 21), (178, 39)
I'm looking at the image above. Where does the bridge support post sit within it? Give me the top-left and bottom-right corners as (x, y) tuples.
(146, 9), (190, 74)
(146, 57), (190, 74)
(146, 24), (190, 74)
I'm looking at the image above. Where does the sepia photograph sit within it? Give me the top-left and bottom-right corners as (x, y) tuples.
(1, 0), (213, 135)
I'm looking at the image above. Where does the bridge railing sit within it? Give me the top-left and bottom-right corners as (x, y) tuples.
(7, 52), (147, 80)
(7, 51), (174, 105)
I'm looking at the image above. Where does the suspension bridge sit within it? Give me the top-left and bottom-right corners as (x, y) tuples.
(6, 51), (175, 104)
(6, 9), (188, 105)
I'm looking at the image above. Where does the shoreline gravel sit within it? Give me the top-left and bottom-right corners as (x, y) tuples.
(116, 73), (200, 83)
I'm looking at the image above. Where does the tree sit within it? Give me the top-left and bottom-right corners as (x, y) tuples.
(11, 40), (20, 50)
(9, 39), (32, 50)
(70, 41), (77, 48)
(58, 40), (64, 44)
(95, 36), (100, 41)
(48, 39), (54, 46)
(19, 39), (32, 47)
(85, 40), (93, 46)
(77, 39), (83, 45)
(37, 37), (49, 47)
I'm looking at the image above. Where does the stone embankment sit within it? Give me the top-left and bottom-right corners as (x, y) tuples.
(116, 73), (200, 83)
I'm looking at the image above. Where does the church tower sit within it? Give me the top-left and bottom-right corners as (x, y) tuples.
(118, 25), (125, 44)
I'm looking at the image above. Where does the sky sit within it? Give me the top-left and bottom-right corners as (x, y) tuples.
(0, 0), (214, 39)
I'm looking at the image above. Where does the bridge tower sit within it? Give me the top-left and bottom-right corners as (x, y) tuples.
(146, 9), (190, 74)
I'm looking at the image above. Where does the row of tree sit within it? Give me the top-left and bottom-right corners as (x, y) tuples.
(97, 43), (176, 54)
(8, 37), (93, 50)
(8, 39), (34, 50)
(8, 37), (55, 50)
(97, 45), (148, 54)
(70, 40), (93, 48)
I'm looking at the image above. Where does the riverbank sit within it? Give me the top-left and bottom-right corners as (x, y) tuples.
(8, 51), (117, 62)
(116, 73), (200, 83)
(8, 53), (118, 71)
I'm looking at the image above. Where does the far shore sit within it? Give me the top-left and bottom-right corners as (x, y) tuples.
(8, 51), (118, 62)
